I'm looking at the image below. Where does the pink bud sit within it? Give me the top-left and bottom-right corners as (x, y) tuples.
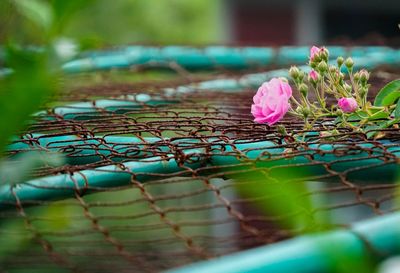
(310, 46), (321, 60)
(338, 97), (358, 113)
(309, 70), (319, 81)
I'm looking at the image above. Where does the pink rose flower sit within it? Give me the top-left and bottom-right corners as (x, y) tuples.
(310, 46), (321, 60)
(251, 78), (292, 126)
(309, 70), (319, 81)
(338, 97), (358, 113)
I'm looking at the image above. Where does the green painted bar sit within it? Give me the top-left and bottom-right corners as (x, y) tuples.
(164, 212), (400, 273)
(1, 138), (399, 207)
(35, 96), (179, 120)
(8, 134), (165, 165)
(62, 46), (400, 73)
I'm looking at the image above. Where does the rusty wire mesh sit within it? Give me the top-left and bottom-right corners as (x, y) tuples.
(1, 61), (400, 273)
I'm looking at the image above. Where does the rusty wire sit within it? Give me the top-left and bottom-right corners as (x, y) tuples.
(1, 62), (400, 273)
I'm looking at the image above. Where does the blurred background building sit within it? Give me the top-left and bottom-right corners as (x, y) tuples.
(223, 0), (400, 45)
(0, 0), (399, 47)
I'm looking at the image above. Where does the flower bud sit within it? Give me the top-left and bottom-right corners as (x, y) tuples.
(298, 71), (305, 81)
(317, 61), (328, 73)
(308, 70), (319, 84)
(299, 83), (308, 97)
(279, 77), (289, 83)
(359, 86), (368, 98)
(337, 56), (344, 67)
(320, 47), (329, 61)
(353, 72), (360, 82)
(359, 69), (370, 83)
(345, 57), (354, 69)
(310, 46), (320, 61)
(329, 65), (337, 74)
(289, 66), (300, 79)
(313, 53), (322, 63)
(301, 107), (310, 118)
(338, 97), (358, 113)
(344, 83), (352, 93)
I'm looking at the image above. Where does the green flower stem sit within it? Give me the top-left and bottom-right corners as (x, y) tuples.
(321, 82), (336, 96)
(315, 81), (328, 111)
(305, 96), (317, 111)
(326, 70), (349, 97)
(349, 72), (360, 101)
(319, 76), (325, 102)
(288, 110), (303, 118)
(290, 96), (302, 108)
(308, 113), (336, 128)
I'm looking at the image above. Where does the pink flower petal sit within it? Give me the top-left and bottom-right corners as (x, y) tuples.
(310, 46), (320, 60)
(250, 78), (292, 126)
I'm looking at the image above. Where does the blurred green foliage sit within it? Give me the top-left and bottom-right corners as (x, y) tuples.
(0, 0), (92, 154)
(0, 0), (222, 48)
(0, 1), (222, 270)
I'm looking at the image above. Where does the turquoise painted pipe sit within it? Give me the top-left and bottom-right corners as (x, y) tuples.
(36, 68), (295, 120)
(164, 211), (400, 273)
(9, 134), (218, 165)
(41, 56), (384, 121)
(0, 148), (206, 208)
(36, 96), (180, 120)
(63, 46), (400, 73)
(63, 46), (275, 73)
(8, 134), (165, 165)
(7, 46), (400, 121)
(9, 134), (400, 180)
(3, 46), (400, 77)
(1, 139), (399, 208)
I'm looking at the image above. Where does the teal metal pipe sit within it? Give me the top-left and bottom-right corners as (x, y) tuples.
(164, 212), (400, 273)
(9, 134), (400, 178)
(36, 68), (295, 120)
(41, 56), (384, 121)
(62, 46), (400, 73)
(36, 96), (179, 120)
(3, 46), (400, 77)
(8, 134), (165, 165)
(1, 139), (399, 208)
(62, 46), (276, 73)
(0, 148), (205, 208)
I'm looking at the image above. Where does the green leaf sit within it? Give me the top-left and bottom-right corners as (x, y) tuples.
(367, 110), (389, 121)
(353, 110), (368, 120)
(344, 110), (368, 122)
(395, 101), (400, 119)
(365, 118), (400, 139)
(12, 0), (53, 32)
(374, 79), (400, 106)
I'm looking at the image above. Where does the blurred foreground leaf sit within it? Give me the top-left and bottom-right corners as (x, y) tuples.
(0, 151), (64, 185)
(12, 0), (53, 33)
(0, 45), (59, 154)
(233, 166), (327, 233)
